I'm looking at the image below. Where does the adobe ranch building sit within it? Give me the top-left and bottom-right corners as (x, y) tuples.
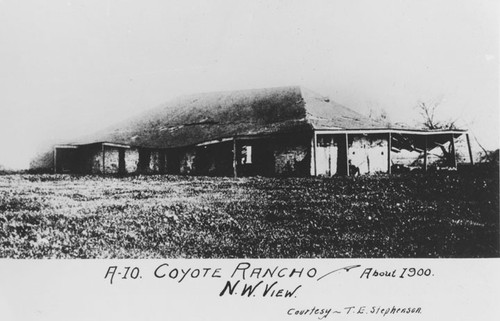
(53, 86), (473, 177)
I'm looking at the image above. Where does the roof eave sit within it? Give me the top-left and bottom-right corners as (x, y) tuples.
(313, 128), (468, 135)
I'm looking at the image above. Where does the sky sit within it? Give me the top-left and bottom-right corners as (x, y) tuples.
(0, 0), (498, 169)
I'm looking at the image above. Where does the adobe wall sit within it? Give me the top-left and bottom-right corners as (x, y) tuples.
(313, 133), (390, 176)
(274, 145), (308, 176)
(272, 134), (311, 177)
(136, 148), (163, 174)
(314, 134), (342, 176)
(103, 147), (120, 174)
(348, 134), (389, 175)
(100, 147), (161, 174)
(194, 135), (313, 177)
(312, 134), (350, 176)
(184, 135), (310, 177)
(315, 144), (338, 176)
(179, 148), (197, 175)
(149, 150), (161, 173)
(125, 148), (139, 173)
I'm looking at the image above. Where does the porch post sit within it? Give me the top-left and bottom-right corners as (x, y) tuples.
(387, 132), (392, 174)
(466, 133), (474, 165)
(102, 144), (105, 174)
(232, 137), (238, 178)
(450, 134), (457, 168)
(312, 131), (317, 176)
(54, 147), (57, 174)
(345, 133), (350, 176)
(424, 136), (428, 172)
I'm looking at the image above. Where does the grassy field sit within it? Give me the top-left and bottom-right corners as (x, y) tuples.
(0, 167), (498, 258)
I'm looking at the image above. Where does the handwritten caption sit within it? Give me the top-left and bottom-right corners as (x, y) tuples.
(104, 263), (434, 299)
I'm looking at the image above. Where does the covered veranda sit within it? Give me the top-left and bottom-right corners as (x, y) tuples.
(312, 129), (472, 176)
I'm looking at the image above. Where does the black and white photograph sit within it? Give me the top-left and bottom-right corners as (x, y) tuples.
(0, 0), (498, 320)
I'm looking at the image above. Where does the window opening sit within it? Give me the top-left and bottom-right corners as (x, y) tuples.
(241, 145), (252, 164)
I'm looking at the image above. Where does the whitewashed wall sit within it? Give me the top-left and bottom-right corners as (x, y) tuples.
(349, 135), (388, 175)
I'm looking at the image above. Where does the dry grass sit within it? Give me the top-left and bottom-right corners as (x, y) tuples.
(0, 167), (498, 258)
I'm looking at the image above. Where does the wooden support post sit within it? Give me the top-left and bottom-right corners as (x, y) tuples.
(424, 136), (428, 172)
(466, 133), (474, 165)
(232, 137), (237, 178)
(53, 148), (57, 174)
(159, 150), (166, 174)
(102, 144), (105, 175)
(387, 132), (392, 174)
(345, 133), (350, 176)
(328, 154), (331, 176)
(450, 134), (457, 168)
(312, 132), (317, 176)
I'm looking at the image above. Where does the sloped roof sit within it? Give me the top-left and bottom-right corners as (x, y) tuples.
(73, 86), (462, 149)
(300, 87), (385, 130)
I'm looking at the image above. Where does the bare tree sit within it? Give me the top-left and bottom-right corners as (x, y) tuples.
(417, 101), (457, 130)
(417, 101), (498, 165)
(416, 101), (458, 167)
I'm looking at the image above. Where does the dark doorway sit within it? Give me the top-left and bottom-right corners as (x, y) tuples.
(336, 134), (348, 175)
(118, 149), (125, 174)
(138, 149), (151, 173)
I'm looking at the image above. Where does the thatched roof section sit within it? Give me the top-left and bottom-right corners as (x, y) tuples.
(77, 86), (391, 148)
